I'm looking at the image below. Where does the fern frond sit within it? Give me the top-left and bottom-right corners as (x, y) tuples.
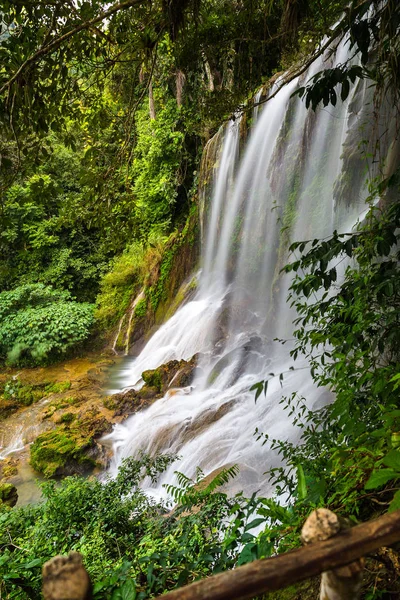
(175, 470), (194, 488)
(203, 464), (239, 495)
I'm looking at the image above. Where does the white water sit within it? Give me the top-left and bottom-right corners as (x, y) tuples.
(108, 38), (393, 498)
(0, 426), (24, 459)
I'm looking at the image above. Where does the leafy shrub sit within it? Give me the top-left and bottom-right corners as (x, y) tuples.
(95, 242), (146, 328)
(0, 455), (273, 600)
(0, 284), (94, 366)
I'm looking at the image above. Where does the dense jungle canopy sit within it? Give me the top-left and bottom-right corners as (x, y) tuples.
(0, 0), (398, 362)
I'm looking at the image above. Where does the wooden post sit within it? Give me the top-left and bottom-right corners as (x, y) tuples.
(42, 551), (92, 600)
(301, 509), (364, 600)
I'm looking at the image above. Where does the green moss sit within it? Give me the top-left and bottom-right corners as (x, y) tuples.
(165, 275), (198, 321)
(57, 412), (75, 424)
(30, 428), (95, 478)
(102, 396), (116, 410)
(45, 381), (71, 394)
(134, 298), (147, 318)
(95, 242), (146, 329)
(2, 463), (18, 478)
(31, 407), (111, 477)
(0, 483), (18, 507)
(148, 206), (198, 315)
(142, 368), (162, 392)
(2, 378), (52, 406)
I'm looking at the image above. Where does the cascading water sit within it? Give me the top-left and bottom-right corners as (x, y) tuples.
(107, 38), (395, 499)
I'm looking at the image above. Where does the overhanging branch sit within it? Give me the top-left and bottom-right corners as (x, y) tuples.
(0, 0), (145, 96)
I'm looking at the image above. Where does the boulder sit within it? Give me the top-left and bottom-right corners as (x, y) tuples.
(110, 355), (199, 419)
(30, 408), (112, 478)
(0, 482), (18, 507)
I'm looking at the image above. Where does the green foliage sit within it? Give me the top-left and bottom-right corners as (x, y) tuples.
(0, 142), (109, 298)
(132, 98), (186, 234)
(292, 1), (400, 110)
(0, 284), (94, 366)
(134, 298), (147, 318)
(294, 65), (366, 110)
(0, 454), (275, 600)
(95, 242), (146, 328)
(251, 186), (400, 570)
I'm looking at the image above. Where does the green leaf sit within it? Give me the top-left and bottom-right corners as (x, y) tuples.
(365, 469), (397, 490)
(296, 464), (307, 500)
(382, 450), (400, 471)
(250, 382), (263, 402)
(120, 579), (136, 600)
(237, 543), (257, 566)
(22, 558), (43, 569)
(244, 518), (265, 532)
(388, 489), (400, 513)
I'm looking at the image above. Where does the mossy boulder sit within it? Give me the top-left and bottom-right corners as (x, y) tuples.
(30, 409), (112, 478)
(142, 356), (197, 394)
(0, 482), (18, 507)
(142, 369), (162, 391)
(110, 356), (198, 419)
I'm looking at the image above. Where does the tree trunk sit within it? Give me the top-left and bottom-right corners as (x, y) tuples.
(149, 81), (156, 120)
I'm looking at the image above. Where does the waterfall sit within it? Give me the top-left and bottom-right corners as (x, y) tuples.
(107, 38), (395, 499)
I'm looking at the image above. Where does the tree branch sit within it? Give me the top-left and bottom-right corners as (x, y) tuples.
(236, 24), (346, 118)
(0, 0), (145, 95)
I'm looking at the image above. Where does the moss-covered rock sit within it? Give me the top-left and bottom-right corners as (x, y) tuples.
(30, 408), (112, 478)
(110, 356), (198, 419)
(142, 356), (197, 394)
(106, 206), (199, 355)
(0, 376), (65, 421)
(0, 482), (18, 507)
(142, 369), (162, 391)
(0, 458), (18, 479)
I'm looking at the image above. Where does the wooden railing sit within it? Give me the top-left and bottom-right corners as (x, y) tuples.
(41, 509), (400, 600)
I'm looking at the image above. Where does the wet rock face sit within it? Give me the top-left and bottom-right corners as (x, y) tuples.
(109, 356), (198, 418)
(3, 355), (198, 482)
(0, 482), (18, 507)
(142, 356), (198, 393)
